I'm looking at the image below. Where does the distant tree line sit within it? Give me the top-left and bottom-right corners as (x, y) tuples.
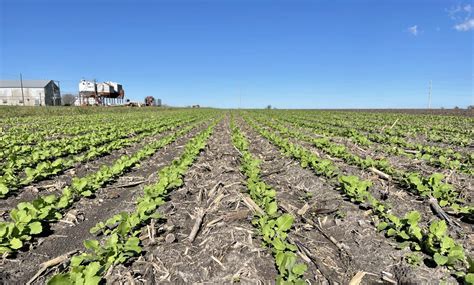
(61, 94), (77, 106)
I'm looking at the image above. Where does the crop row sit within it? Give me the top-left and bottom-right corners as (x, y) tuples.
(265, 112), (472, 174)
(0, 113), (195, 174)
(0, 112), (148, 149)
(241, 113), (473, 283)
(251, 113), (473, 217)
(288, 112), (472, 162)
(322, 111), (471, 146)
(0, 118), (153, 164)
(0, 110), (198, 150)
(47, 117), (220, 284)
(280, 110), (472, 146)
(230, 116), (308, 284)
(0, 115), (197, 198)
(0, 114), (215, 254)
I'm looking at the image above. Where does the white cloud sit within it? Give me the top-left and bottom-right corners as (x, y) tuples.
(448, 5), (462, 19)
(454, 18), (474, 31)
(408, 25), (419, 36)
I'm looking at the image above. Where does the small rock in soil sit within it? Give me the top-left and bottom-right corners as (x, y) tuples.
(165, 233), (176, 243)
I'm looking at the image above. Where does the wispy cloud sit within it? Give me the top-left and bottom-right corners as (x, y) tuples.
(448, 3), (473, 31)
(408, 25), (419, 36)
(448, 4), (472, 20)
(454, 18), (474, 31)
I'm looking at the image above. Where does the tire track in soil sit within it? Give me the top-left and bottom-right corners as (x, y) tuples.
(250, 117), (474, 254)
(106, 116), (277, 284)
(0, 121), (212, 284)
(0, 120), (198, 215)
(237, 115), (458, 284)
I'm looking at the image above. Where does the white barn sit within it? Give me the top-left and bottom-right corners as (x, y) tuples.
(0, 80), (61, 106)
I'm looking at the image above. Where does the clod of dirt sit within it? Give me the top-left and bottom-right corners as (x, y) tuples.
(165, 233), (175, 243)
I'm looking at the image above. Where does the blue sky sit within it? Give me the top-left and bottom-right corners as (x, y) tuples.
(0, 0), (472, 108)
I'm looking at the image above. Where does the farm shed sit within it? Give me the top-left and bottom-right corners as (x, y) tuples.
(0, 80), (61, 106)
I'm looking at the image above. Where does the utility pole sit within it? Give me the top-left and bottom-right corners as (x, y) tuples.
(20, 73), (25, 106)
(428, 80), (432, 109)
(54, 80), (61, 106)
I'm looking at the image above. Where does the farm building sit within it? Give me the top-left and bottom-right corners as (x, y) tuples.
(77, 80), (125, 106)
(0, 80), (61, 106)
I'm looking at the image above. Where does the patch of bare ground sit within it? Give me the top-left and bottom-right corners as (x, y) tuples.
(105, 117), (277, 284)
(0, 121), (201, 217)
(238, 115), (463, 284)
(0, 122), (209, 284)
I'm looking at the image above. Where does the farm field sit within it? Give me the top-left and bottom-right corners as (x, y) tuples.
(0, 108), (472, 284)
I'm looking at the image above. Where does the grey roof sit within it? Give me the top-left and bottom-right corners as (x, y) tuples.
(0, 80), (54, 88)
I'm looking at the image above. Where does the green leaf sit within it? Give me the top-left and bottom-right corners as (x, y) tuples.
(266, 202), (278, 216)
(0, 183), (8, 195)
(465, 273), (474, 284)
(124, 237), (142, 254)
(377, 222), (388, 231)
(84, 240), (100, 251)
(0, 223), (8, 237)
(0, 246), (11, 254)
(429, 220), (447, 239)
(25, 168), (36, 179)
(84, 261), (102, 278)
(84, 276), (101, 285)
(272, 237), (286, 251)
(70, 255), (86, 267)
(292, 263), (308, 275)
(29, 221), (43, 234)
(10, 237), (23, 249)
(43, 194), (57, 204)
(81, 190), (93, 197)
(72, 178), (88, 192)
(276, 214), (294, 232)
(405, 211), (421, 225)
(47, 274), (71, 284)
(399, 231), (410, 240)
(386, 228), (397, 237)
(433, 253), (448, 266)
